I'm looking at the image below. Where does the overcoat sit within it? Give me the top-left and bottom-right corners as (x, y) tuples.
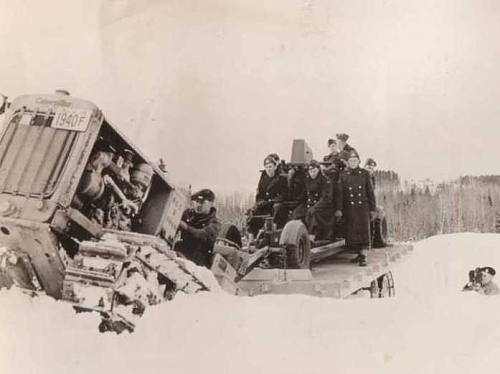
(249, 171), (289, 234)
(336, 167), (376, 248)
(304, 172), (334, 237)
(256, 171), (288, 207)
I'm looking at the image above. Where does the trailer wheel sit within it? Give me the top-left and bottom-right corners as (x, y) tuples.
(218, 223), (242, 249)
(378, 272), (395, 298)
(279, 220), (311, 269)
(372, 216), (389, 248)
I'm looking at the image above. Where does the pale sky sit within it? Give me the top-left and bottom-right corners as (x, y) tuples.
(1, 0), (500, 192)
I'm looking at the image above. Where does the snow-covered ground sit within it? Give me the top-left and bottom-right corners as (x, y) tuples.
(1, 233), (500, 374)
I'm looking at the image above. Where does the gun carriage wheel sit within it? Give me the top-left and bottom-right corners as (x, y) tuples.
(279, 220), (311, 269)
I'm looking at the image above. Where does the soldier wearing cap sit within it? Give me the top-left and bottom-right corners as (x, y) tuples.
(364, 158), (377, 189)
(249, 155), (289, 236)
(363, 157), (386, 245)
(323, 139), (338, 166)
(175, 189), (221, 268)
(463, 266), (500, 296)
(335, 151), (376, 266)
(322, 139), (341, 182)
(336, 133), (358, 170)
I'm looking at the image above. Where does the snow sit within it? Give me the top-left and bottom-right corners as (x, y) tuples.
(2, 233), (500, 374)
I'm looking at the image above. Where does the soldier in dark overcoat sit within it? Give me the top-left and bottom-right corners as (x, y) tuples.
(335, 152), (376, 266)
(175, 189), (221, 268)
(248, 155), (289, 235)
(304, 160), (335, 240)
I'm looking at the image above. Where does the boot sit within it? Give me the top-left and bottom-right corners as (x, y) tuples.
(350, 255), (361, 263)
(358, 254), (367, 267)
(358, 249), (368, 267)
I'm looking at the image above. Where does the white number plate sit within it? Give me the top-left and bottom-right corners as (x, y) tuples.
(51, 107), (92, 132)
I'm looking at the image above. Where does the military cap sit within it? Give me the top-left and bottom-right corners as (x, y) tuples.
(191, 189), (215, 202)
(336, 133), (349, 142)
(308, 160), (321, 169)
(365, 158), (377, 167)
(481, 267), (496, 276)
(348, 151), (359, 160)
(327, 139), (336, 146)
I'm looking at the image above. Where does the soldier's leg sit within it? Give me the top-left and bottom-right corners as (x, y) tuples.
(272, 203), (288, 229)
(358, 248), (368, 267)
(247, 205), (269, 236)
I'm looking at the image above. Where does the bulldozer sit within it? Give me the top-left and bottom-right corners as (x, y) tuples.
(0, 91), (216, 332)
(210, 139), (412, 299)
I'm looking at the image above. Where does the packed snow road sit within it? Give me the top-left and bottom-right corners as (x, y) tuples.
(1, 233), (500, 374)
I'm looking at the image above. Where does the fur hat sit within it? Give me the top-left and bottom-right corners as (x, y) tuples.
(482, 267), (496, 276)
(336, 133), (349, 142)
(268, 153), (280, 163)
(365, 158), (377, 167)
(327, 139), (336, 146)
(264, 156), (278, 166)
(308, 160), (321, 169)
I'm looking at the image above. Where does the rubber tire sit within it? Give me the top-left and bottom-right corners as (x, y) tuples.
(218, 223), (242, 249)
(279, 220), (311, 269)
(378, 272), (395, 298)
(372, 216), (389, 248)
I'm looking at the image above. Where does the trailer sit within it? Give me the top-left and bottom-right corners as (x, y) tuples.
(212, 233), (412, 298)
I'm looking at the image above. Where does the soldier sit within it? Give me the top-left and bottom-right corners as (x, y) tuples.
(175, 189), (221, 268)
(304, 160), (335, 241)
(322, 139), (340, 182)
(364, 158), (377, 189)
(249, 155), (289, 236)
(336, 133), (358, 170)
(463, 267), (500, 296)
(335, 152), (376, 266)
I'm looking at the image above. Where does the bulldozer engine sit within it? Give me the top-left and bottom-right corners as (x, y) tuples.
(0, 92), (208, 332)
(68, 130), (162, 235)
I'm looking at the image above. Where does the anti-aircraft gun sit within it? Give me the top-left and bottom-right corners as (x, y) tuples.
(0, 92), (215, 332)
(211, 139), (412, 299)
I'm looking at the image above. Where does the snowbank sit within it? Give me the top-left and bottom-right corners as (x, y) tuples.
(1, 233), (500, 374)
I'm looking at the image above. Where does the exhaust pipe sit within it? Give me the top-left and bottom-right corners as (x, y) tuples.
(0, 94), (10, 115)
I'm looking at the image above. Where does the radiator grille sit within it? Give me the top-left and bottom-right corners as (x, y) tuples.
(0, 109), (78, 198)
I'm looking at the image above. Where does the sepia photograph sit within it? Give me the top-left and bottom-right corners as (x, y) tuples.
(1, 1), (500, 373)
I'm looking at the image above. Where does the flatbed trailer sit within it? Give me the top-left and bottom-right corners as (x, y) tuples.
(212, 240), (413, 299)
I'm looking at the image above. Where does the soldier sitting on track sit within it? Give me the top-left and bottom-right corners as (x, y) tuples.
(335, 152), (376, 267)
(248, 155), (289, 236)
(175, 189), (221, 268)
